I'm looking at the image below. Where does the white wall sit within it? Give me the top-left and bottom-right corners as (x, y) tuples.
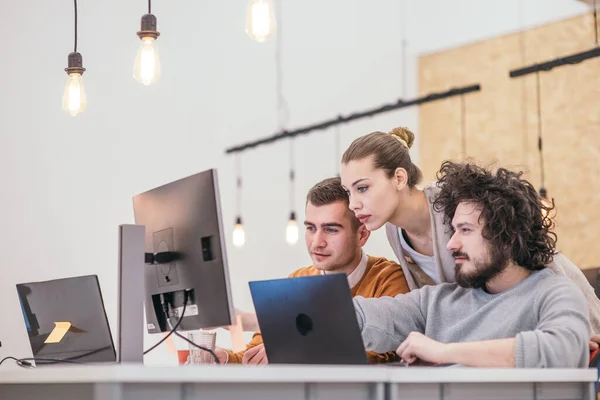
(0, 0), (587, 365)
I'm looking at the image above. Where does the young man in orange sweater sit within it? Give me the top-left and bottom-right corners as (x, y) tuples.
(216, 177), (410, 364)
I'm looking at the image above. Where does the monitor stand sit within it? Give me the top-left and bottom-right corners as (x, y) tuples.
(117, 224), (145, 363)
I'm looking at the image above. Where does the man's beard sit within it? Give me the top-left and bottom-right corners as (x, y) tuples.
(454, 246), (510, 289)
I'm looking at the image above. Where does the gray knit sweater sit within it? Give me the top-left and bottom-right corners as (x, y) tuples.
(354, 269), (590, 368)
(385, 184), (600, 334)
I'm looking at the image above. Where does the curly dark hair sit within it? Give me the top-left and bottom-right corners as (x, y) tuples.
(433, 161), (556, 270)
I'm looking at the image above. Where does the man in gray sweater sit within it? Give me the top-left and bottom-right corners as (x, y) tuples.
(354, 161), (590, 368)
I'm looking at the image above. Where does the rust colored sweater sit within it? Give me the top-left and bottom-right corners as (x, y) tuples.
(226, 256), (409, 364)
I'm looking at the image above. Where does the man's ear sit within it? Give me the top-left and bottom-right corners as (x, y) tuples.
(394, 167), (408, 191)
(357, 224), (370, 246)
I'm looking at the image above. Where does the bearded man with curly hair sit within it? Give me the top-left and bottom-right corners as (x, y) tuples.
(352, 161), (591, 368)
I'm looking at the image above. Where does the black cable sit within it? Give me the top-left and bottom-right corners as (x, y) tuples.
(148, 0), (152, 14)
(518, 3), (529, 168)
(460, 94), (467, 159)
(173, 331), (220, 365)
(535, 71), (545, 190)
(400, 0), (408, 98)
(73, 0), (78, 53)
(274, 0), (289, 131)
(0, 356), (22, 365)
(236, 155), (242, 217)
(143, 300), (187, 355)
(594, 0), (598, 47)
(18, 357), (83, 366)
(1, 356), (84, 368)
(289, 140), (295, 213)
(334, 123), (341, 176)
(1, 343), (113, 367)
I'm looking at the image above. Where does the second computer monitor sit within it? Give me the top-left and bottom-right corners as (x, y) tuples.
(132, 169), (235, 333)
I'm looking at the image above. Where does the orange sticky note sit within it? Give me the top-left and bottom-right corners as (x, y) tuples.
(45, 322), (87, 344)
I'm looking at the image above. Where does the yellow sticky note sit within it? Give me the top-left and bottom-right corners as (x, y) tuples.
(45, 322), (72, 344)
(44, 322), (85, 344)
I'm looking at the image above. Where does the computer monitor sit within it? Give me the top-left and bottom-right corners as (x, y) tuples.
(132, 169), (235, 333)
(15, 275), (116, 365)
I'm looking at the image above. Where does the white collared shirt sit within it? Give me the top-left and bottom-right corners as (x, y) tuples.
(321, 251), (368, 289)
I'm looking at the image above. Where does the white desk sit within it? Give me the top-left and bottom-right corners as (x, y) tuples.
(0, 364), (388, 400)
(0, 364), (596, 400)
(388, 368), (598, 400)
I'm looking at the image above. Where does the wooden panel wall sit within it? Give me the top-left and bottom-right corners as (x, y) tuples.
(418, 14), (600, 268)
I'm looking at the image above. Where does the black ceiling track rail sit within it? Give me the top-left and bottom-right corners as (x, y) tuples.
(509, 47), (600, 78)
(224, 83), (482, 155)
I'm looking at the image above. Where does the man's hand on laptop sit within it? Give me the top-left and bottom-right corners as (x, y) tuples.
(396, 331), (446, 365)
(242, 344), (268, 365)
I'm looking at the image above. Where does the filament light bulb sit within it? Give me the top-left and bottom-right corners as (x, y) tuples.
(286, 212), (299, 245)
(62, 52), (86, 116)
(233, 217), (246, 248)
(246, 0), (276, 42)
(135, 14), (161, 85)
(134, 37), (161, 85)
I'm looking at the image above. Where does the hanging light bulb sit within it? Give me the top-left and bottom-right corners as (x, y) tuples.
(62, 52), (87, 116)
(62, 0), (86, 116)
(134, 12), (161, 85)
(245, 0), (276, 42)
(232, 216), (246, 248)
(286, 211), (299, 245)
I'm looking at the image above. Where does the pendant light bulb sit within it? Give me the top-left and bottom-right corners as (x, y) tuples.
(134, 14), (161, 85)
(62, 52), (87, 116)
(233, 217), (246, 248)
(286, 212), (299, 245)
(246, 0), (276, 42)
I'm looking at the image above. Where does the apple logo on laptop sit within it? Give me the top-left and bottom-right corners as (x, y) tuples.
(295, 313), (313, 336)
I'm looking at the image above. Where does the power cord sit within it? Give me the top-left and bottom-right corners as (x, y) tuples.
(141, 291), (221, 364)
(0, 356), (26, 366)
(143, 295), (187, 355)
(1, 345), (113, 367)
(173, 330), (220, 365)
(17, 357), (83, 366)
(1, 356), (83, 368)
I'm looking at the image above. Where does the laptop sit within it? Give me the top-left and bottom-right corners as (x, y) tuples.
(249, 273), (368, 364)
(16, 275), (116, 366)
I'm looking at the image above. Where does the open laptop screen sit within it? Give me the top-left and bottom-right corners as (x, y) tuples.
(249, 274), (368, 365)
(16, 275), (116, 365)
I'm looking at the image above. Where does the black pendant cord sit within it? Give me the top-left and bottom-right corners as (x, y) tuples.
(148, 0), (152, 14)
(460, 94), (467, 159)
(274, 0), (293, 215)
(594, 0), (599, 47)
(73, 0), (78, 52)
(518, 2), (529, 167)
(535, 71), (546, 193)
(289, 139), (295, 213)
(275, 0), (289, 132)
(334, 123), (341, 176)
(401, 0), (408, 98)
(235, 155), (242, 217)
